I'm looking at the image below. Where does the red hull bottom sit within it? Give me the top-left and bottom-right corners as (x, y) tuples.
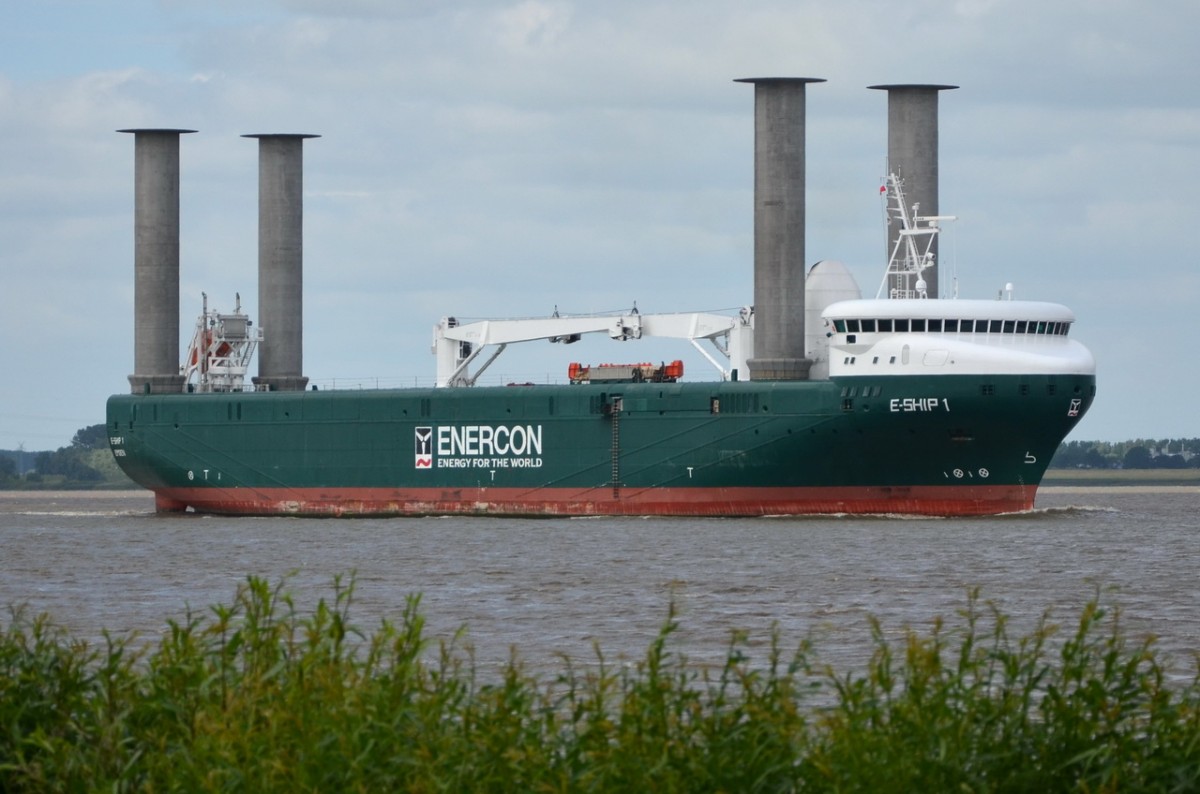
(153, 484), (1038, 518)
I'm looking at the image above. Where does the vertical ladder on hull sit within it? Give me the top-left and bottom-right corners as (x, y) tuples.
(610, 397), (622, 497)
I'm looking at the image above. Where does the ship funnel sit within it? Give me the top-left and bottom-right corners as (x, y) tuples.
(119, 128), (196, 394)
(735, 77), (824, 381)
(868, 84), (957, 298)
(243, 133), (320, 392)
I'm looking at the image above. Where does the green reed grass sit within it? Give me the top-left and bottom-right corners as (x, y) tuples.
(2, 577), (1199, 792)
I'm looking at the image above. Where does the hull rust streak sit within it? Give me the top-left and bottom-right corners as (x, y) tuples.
(153, 484), (1036, 518)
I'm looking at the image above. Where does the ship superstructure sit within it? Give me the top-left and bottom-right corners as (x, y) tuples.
(181, 293), (262, 393)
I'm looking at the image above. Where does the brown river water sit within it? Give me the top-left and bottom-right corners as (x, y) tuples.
(1, 488), (1197, 677)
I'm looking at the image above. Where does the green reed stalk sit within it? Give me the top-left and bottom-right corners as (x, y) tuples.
(2, 578), (1198, 792)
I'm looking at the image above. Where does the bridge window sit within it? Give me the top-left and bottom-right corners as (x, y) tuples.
(831, 316), (1070, 336)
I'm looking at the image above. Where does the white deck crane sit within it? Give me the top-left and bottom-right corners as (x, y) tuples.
(432, 306), (754, 387)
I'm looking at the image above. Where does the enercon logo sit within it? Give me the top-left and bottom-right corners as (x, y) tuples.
(414, 424), (544, 470)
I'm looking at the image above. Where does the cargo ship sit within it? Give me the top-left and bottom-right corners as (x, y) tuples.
(106, 80), (1095, 517)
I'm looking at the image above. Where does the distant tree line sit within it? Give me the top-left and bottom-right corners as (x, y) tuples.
(0, 424), (130, 488)
(1049, 438), (1200, 469)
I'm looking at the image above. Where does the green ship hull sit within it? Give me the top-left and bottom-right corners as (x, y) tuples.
(106, 371), (1095, 517)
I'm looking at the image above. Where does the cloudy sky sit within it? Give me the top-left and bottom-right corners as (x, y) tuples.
(2, 0), (1197, 449)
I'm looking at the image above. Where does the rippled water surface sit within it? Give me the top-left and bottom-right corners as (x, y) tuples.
(2, 488), (1198, 674)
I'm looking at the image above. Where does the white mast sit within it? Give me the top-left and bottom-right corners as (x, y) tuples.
(876, 172), (956, 300)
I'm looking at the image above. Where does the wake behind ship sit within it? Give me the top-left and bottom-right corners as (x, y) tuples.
(106, 80), (1095, 517)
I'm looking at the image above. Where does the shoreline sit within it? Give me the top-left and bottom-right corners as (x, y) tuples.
(1041, 471), (1200, 489)
(1040, 485), (1199, 494)
(0, 490), (150, 500)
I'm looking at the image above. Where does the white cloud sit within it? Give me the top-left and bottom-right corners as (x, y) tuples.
(494, 1), (571, 53)
(2, 0), (1199, 445)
